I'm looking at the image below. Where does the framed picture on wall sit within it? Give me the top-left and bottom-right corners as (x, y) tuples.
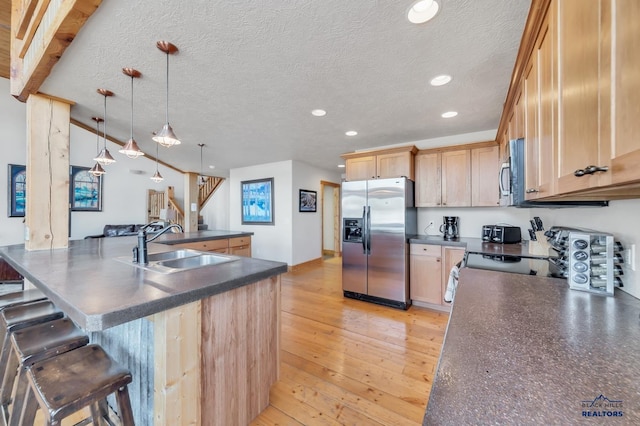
(241, 178), (274, 225)
(7, 164), (26, 217)
(299, 189), (317, 212)
(70, 166), (102, 211)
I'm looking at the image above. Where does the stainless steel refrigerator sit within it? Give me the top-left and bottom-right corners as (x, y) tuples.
(341, 177), (416, 309)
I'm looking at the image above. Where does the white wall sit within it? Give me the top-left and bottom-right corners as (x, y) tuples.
(69, 125), (185, 239)
(0, 79), (27, 245)
(418, 202), (640, 299)
(0, 77), (185, 244)
(529, 200), (640, 299)
(230, 161), (293, 264)
(292, 162), (341, 266)
(228, 160), (340, 265)
(200, 179), (230, 231)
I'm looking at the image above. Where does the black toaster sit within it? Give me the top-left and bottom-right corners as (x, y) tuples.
(482, 225), (521, 244)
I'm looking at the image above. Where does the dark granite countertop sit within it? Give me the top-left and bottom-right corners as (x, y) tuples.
(424, 268), (640, 424)
(153, 230), (253, 245)
(0, 237), (286, 332)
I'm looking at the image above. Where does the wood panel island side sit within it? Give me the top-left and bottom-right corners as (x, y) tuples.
(0, 234), (287, 426)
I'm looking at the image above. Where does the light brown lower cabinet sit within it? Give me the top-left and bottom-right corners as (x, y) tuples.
(171, 236), (252, 257)
(410, 244), (465, 311)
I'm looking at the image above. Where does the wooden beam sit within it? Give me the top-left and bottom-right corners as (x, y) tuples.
(153, 300), (202, 426)
(0, 0), (10, 79)
(25, 94), (71, 250)
(10, 0), (102, 101)
(183, 173), (199, 232)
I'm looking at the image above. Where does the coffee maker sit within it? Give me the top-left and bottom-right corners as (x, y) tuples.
(439, 216), (460, 240)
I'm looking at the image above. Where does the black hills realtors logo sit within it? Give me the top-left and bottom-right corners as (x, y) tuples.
(581, 394), (624, 418)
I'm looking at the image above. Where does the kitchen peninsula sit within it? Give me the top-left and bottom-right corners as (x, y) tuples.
(0, 233), (288, 425)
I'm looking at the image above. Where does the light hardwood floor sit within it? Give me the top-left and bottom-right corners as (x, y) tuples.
(251, 256), (449, 425)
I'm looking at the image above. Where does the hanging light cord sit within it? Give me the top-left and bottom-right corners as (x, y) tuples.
(156, 139), (160, 172)
(200, 145), (204, 176)
(165, 51), (169, 125)
(95, 120), (101, 155)
(130, 75), (134, 140)
(103, 94), (108, 150)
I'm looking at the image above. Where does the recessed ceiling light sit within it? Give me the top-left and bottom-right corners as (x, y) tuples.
(408, 0), (440, 24)
(209, 165), (215, 169)
(430, 74), (452, 86)
(338, 164), (346, 168)
(441, 111), (458, 118)
(311, 109), (327, 117)
(345, 131), (358, 136)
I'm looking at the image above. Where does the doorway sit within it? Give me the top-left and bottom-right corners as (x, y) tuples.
(320, 181), (341, 259)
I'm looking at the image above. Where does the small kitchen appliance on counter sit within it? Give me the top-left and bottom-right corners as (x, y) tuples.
(481, 225), (521, 244)
(546, 227), (623, 296)
(440, 216), (459, 241)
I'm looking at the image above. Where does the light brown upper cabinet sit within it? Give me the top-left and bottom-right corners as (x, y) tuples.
(342, 146), (417, 181)
(556, 0), (605, 194)
(523, 7), (556, 201)
(416, 149), (470, 207)
(415, 152), (441, 207)
(496, 0), (640, 202)
(609, 0), (640, 187)
(441, 150), (471, 207)
(415, 142), (497, 207)
(471, 145), (500, 206)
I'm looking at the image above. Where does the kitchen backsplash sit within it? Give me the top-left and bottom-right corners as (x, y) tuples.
(417, 199), (640, 299)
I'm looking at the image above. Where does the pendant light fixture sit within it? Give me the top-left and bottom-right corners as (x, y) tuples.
(197, 143), (206, 186)
(94, 89), (116, 165)
(150, 136), (164, 183)
(119, 68), (145, 159)
(152, 41), (181, 148)
(89, 116), (106, 176)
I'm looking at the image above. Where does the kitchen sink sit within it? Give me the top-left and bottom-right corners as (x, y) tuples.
(157, 254), (236, 269)
(146, 249), (202, 262)
(114, 250), (238, 274)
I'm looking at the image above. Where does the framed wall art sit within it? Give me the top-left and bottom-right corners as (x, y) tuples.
(241, 178), (274, 225)
(7, 164), (26, 217)
(299, 189), (317, 212)
(70, 166), (102, 211)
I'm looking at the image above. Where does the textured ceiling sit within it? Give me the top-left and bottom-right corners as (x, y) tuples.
(37, 0), (531, 176)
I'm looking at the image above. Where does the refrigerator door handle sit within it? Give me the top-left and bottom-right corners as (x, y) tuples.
(366, 206), (371, 254)
(361, 206), (367, 254)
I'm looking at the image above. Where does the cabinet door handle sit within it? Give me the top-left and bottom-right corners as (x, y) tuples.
(574, 165), (609, 177)
(436, 259), (441, 262)
(526, 188), (539, 193)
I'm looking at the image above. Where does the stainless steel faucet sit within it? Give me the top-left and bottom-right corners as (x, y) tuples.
(133, 223), (184, 265)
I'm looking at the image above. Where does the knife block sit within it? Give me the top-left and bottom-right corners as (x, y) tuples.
(528, 231), (551, 256)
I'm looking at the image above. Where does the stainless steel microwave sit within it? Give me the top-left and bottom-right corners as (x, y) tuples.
(499, 138), (608, 208)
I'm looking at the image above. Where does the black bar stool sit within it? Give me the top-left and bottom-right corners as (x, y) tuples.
(3, 317), (89, 425)
(21, 344), (134, 426)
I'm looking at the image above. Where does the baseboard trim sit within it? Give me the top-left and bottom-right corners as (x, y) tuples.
(288, 257), (323, 272)
(411, 300), (451, 313)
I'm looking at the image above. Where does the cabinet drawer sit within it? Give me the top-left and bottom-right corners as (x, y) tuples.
(410, 244), (441, 256)
(229, 236), (251, 248)
(174, 239), (229, 251)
